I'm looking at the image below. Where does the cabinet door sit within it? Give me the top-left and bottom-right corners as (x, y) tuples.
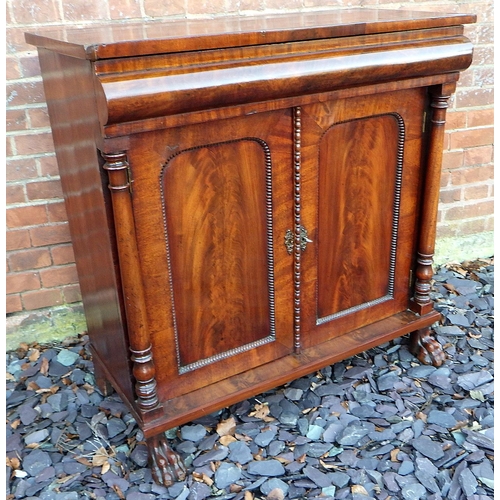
(126, 109), (294, 400)
(300, 88), (427, 347)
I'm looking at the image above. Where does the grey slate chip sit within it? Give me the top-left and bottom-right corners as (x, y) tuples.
(23, 449), (53, 476)
(247, 459), (285, 476)
(411, 436), (444, 460)
(5, 260), (494, 500)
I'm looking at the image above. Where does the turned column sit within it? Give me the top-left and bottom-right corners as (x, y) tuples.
(101, 151), (160, 412)
(409, 84), (455, 366)
(411, 84), (455, 313)
(102, 151), (186, 486)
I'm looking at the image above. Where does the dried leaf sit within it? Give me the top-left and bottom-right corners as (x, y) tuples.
(28, 349), (40, 362)
(6, 372), (16, 381)
(352, 485), (369, 495)
(249, 403), (275, 422)
(202, 473), (214, 487)
(57, 473), (80, 484)
(249, 403), (270, 420)
(112, 485), (125, 500)
(216, 417), (236, 437)
(416, 412), (427, 422)
(297, 453), (306, 463)
(40, 358), (50, 376)
(92, 447), (110, 467)
(6, 457), (21, 469)
(470, 390), (486, 402)
(82, 383), (95, 394)
(26, 381), (40, 391)
(234, 433), (252, 442)
(244, 491), (254, 500)
(230, 484), (243, 493)
(10, 419), (21, 430)
(219, 435), (237, 447)
(75, 456), (93, 467)
(319, 459), (338, 470)
(390, 448), (400, 462)
(101, 461), (111, 474)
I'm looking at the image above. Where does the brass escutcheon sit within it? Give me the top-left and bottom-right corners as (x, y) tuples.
(284, 225), (313, 254)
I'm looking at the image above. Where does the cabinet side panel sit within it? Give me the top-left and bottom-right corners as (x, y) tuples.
(317, 114), (398, 319)
(37, 49), (133, 403)
(162, 140), (273, 369)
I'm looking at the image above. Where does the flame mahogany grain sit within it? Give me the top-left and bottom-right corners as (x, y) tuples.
(26, 9), (475, 485)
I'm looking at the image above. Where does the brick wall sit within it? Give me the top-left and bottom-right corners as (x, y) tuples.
(6, 0), (494, 316)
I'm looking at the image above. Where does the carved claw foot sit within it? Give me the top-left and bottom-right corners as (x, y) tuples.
(410, 327), (446, 367)
(147, 434), (187, 486)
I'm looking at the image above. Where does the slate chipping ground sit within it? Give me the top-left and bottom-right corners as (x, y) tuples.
(6, 259), (494, 500)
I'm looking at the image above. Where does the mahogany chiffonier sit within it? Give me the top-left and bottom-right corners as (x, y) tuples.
(26, 9), (475, 485)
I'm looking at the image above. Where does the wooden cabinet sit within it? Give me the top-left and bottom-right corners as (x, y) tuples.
(26, 9), (475, 485)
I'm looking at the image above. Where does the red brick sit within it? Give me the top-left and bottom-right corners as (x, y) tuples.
(8, 248), (52, 272)
(464, 146), (493, 167)
(62, 284), (83, 304)
(453, 165), (494, 185)
(436, 222), (456, 239)
(444, 200), (494, 221)
(22, 289), (63, 310)
(6, 184), (26, 204)
(51, 244), (76, 265)
(6, 81), (46, 108)
(6, 205), (48, 228)
(445, 111), (466, 131)
(467, 109), (494, 128)
(439, 188), (461, 204)
(6, 137), (13, 157)
(6, 56), (22, 80)
(473, 66), (494, 87)
(6, 158), (38, 182)
(484, 217), (494, 232)
(26, 179), (63, 200)
(19, 54), (42, 79)
(6, 271), (41, 294)
(40, 264), (79, 288)
(463, 184), (490, 201)
(62, 1), (109, 21)
(10, 0), (61, 24)
(264, 0), (302, 8)
(39, 155), (59, 176)
(471, 46), (494, 66)
(30, 223), (72, 247)
(143, 0), (185, 16)
(14, 131), (55, 156)
(6, 109), (28, 132)
(109, 0), (142, 18)
(455, 88), (494, 109)
(6, 294), (23, 314)
(6, 27), (30, 55)
(28, 107), (51, 128)
(240, 0), (266, 8)
(449, 127), (494, 150)
(47, 201), (68, 222)
(6, 229), (31, 251)
(442, 151), (464, 170)
(475, 23), (494, 44)
(456, 218), (490, 236)
(440, 170), (452, 188)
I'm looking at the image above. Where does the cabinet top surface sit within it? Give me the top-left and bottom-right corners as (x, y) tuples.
(25, 9), (475, 60)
